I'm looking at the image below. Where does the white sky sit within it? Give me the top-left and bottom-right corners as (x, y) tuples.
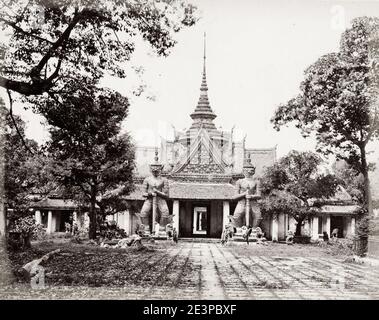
(2, 0), (379, 163)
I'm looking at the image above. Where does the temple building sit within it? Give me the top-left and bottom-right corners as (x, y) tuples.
(107, 44), (359, 241)
(31, 40), (359, 241)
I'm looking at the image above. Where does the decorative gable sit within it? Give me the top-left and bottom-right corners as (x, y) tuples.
(173, 128), (228, 174)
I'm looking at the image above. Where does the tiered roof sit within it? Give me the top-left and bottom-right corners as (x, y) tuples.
(189, 33), (217, 131)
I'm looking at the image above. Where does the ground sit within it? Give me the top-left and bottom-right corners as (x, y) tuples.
(1, 239), (379, 300)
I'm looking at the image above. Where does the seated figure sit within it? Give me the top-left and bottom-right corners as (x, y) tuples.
(286, 230), (294, 245)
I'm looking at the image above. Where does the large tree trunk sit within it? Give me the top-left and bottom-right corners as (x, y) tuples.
(0, 108), (14, 285)
(360, 145), (373, 216)
(88, 184), (97, 240)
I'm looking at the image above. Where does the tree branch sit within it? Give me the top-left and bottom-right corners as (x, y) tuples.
(0, 8), (101, 95)
(0, 17), (54, 44)
(6, 89), (34, 155)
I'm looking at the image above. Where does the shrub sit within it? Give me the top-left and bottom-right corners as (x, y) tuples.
(8, 216), (39, 249)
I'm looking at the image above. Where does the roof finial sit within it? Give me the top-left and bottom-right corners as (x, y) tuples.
(203, 32), (206, 73)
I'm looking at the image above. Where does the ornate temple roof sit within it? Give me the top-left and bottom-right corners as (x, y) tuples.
(169, 182), (235, 200)
(32, 198), (80, 210)
(189, 33), (217, 131)
(123, 182), (236, 201)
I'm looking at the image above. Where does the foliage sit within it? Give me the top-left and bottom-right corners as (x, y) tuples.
(271, 17), (379, 216)
(260, 150), (339, 236)
(99, 220), (127, 240)
(71, 224), (89, 244)
(32, 224), (47, 241)
(45, 90), (135, 239)
(355, 208), (374, 238)
(0, 0), (198, 97)
(1, 100), (39, 212)
(332, 160), (365, 203)
(8, 216), (40, 249)
(1, 99), (56, 244)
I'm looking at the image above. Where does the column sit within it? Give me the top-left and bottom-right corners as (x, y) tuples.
(34, 210), (42, 225)
(72, 211), (77, 224)
(71, 211), (77, 234)
(124, 210), (130, 235)
(47, 210), (53, 234)
(272, 214), (279, 242)
(325, 215), (331, 237)
(173, 200), (179, 235)
(351, 216), (356, 236)
(223, 201), (230, 230)
(84, 212), (89, 229)
(312, 216), (319, 241)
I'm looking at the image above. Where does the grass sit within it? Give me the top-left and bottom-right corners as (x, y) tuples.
(8, 239), (186, 287)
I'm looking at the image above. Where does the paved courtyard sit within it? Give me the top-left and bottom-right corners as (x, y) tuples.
(135, 242), (379, 300)
(2, 241), (379, 299)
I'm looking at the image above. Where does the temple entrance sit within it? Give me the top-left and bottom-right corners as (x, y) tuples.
(179, 200), (223, 238)
(330, 216), (344, 238)
(58, 211), (72, 232)
(193, 206), (209, 236)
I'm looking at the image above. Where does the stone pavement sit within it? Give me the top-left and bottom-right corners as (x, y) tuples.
(149, 242), (379, 300)
(2, 241), (379, 300)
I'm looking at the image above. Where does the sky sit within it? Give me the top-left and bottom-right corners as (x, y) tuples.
(2, 0), (379, 162)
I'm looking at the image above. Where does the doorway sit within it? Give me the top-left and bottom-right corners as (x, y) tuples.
(330, 216), (344, 238)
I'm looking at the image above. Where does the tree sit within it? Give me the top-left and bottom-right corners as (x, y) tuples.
(260, 151), (339, 236)
(0, 0), (197, 96)
(332, 159), (365, 204)
(46, 90), (135, 239)
(0, 98), (47, 283)
(272, 17), (379, 216)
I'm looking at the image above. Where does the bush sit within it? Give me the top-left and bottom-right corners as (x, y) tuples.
(32, 224), (47, 241)
(71, 224), (89, 244)
(8, 216), (39, 249)
(356, 211), (374, 238)
(99, 220), (127, 240)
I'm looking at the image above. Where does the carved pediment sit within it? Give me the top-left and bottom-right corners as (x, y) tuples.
(173, 129), (228, 175)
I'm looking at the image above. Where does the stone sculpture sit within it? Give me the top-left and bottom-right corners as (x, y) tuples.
(139, 151), (171, 236)
(232, 155), (262, 229)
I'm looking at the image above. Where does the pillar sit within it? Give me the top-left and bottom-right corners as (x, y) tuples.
(72, 211), (77, 224)
(223, 201), (230, 230)
(35, 210), (42, 225)
(47, 210), (53, 234)
(173, 200), (179, 235)
(84, 212), (89, 229)
(124, 211), (130, 235)
(351, 216), (356, 236)
(324, 215), (331, 237)
(272, 214), (279, 242)
(312, 216), (319, 241)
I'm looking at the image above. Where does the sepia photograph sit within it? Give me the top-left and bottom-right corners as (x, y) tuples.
(1, 0), (379, 306)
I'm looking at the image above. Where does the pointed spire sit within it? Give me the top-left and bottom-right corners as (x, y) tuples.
(190, 33), (217, 131)
(203, 32), (206, 73)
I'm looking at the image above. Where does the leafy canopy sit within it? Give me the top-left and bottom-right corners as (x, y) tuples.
(260, 151), (339, 234)
(0, 0), (198, 97)
(271, 17), (379, 171)
(46, 89), (135, 217)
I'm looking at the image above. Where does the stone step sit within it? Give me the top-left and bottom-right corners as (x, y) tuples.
(179, 238), (221, 243)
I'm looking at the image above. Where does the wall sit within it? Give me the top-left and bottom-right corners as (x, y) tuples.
(179, 201), (192, 237)
(210, 200), (223, 238)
